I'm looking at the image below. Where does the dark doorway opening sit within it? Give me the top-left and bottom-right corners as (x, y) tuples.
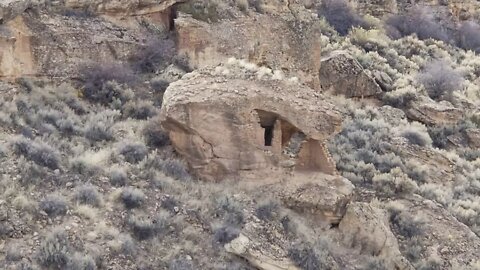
(169, 5), (178, 31)
(257, 110), (277, 147)
(263, 125), (274, 146)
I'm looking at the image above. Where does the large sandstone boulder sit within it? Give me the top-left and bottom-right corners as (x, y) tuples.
(160, 61), (343, 181)
(339, 202), (414, 270)
(319, 51), (382, 98)
(225, 234), (300, 270)
(267, 172), (353, 225)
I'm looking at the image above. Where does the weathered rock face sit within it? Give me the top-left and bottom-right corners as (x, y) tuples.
(175, 2), (324, 88)
(267, 172), (354, 224)
(160, 61), (343, 181)
(0, 16), (36, 78)
(349, 0), (398, 17)
(466, 128), (480, 149)
(350, 0), (480, 20)
(406, 98), (464, 125)
(339, 202), (414, 270)
(64, 0), (183, 16)
(0, 0), (181, 79)
(319, 51), (382, 98)
(225, 234), (300, 270)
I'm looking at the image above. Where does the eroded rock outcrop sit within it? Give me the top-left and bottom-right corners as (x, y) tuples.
(175, 2), (324, 88)
(0, 0), (181, 79)
(160, 60), (343, 181)
(319, 50), (382, 98)
(339, 202), (414, 270)
(225, 234), (300, 270)
(406, 98), (463, 125)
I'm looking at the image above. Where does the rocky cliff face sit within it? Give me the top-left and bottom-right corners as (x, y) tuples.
(1, 0), (480, 269)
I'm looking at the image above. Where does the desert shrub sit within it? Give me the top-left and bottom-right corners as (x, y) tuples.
(128, 212), (169, 240)
(214, 195), (245, 226)
(427, 120), (474, 149)
(401, 126), (432, 147)
(361, 257), (388, 270)
(213, 225), (240, 245)
(37, 229), (71, 269)
(5, 243), (23, 262)
(118, 142), (148, 163)
(417, 60), (464, 100)
(405, 237), (424, 261)
(388, 208), (425, 238)
(318, 0), (366, 36)
(120, 188), (145, 209)
(169, 258), (194, 270)
(385, 7), (450, 42)
(288, 240), (335, 270)
(417, 255), (443, 270)
(350, 28), (390, 51)
(39, 194), (68, 217)
(144, 118), (170, 148)
(79, 63), (135, 105)
(427, 125), (456, 149)
(70, 156), (102, 176)
(419, 184), (452, 206)
(67, 253), (96, 270)
(329, 111), (411, 186)
(84, 110), (119, 142)
(372, 167), (418, 196)
(161, 196), (178, 213)
(177, 1), (220, 22)
(115, 233), (136, 256)
(130, 37), (175, 73)
(74, 184), (101, 207)
(18, 161), (49, 186)
(122, 100), (157, 120)
(382, 87), (417, 108)
(109, 167), (128, 186)
(255, 201), (279, 221)
(404, 160), (428, 184)
(151, 79), (170, 93)
(458, 148), (480, 162)
(235, 0), (249, 12)
(159, 158), (191, 180)
(456, 21), (480, 53)
(11, 137), (61, 170)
